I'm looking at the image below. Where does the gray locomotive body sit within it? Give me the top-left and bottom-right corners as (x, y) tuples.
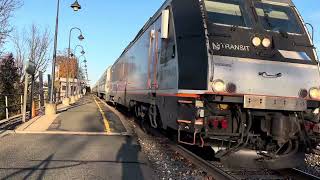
(94, 0), (320, 169)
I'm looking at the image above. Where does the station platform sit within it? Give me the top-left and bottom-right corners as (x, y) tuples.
(0, 96), (156, 179)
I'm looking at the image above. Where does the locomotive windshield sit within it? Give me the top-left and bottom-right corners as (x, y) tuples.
(204, 0), (303, 34)
(204, 0), (249, 27)
(254, 1), (303, 34)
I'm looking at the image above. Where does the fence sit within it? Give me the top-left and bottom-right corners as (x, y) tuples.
(0, 91), (65, 128)
(0, 94), (24, 120)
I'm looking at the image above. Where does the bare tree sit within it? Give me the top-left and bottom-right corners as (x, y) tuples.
(13, 24), (52, 80)
(0, 0), (22, 51)
(27, 24), (51, 79)
(12, 29), (25, 77)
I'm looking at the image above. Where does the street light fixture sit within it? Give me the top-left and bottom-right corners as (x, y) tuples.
(78, 34), (85, 41)
(71, 0), (81, 11)
(73, 45), (86, 96)
(74, 45), (85, 56)
(50, 0), (82, 105)
(81, 63), (88, 92)
(66, 27), (84, 98)
(68, 27), (84, 58)
(79, 55), (88, 87)
(70, 51), (85, 57)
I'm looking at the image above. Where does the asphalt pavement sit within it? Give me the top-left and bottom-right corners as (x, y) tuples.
(0, 96), (155, 180)
(48, 96), (126, 133)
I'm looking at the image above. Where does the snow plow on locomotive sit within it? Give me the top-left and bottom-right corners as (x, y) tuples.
(94, 0), (320, 169)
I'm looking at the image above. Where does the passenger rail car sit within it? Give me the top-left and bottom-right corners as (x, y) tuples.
(96, 0), (320, 169)
(94, 67), (111, 99)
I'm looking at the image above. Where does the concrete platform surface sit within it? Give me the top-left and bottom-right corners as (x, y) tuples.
(3, 96), (156, 179)
(0, 134), (155, 180)
(16, 104), (68, 132)
(48, 96), (127, 133)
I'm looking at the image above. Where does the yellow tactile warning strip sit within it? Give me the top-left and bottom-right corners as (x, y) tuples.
(93, 96), (111, 133)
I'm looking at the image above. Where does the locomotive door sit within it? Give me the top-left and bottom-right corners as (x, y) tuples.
(147, 25), (161, 129)
(147, 27), (161, 93)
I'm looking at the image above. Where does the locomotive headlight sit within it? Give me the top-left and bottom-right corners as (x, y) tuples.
(212, 80), (226, 92)
(252, 37), (261, 47)
(262, 38), (272, 48)
(309, 87), (320, 99)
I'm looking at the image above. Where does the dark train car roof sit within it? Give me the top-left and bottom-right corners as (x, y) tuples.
(260, 0), (294, 6)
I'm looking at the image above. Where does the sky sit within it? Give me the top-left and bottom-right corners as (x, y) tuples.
(4, 0), (320, 86)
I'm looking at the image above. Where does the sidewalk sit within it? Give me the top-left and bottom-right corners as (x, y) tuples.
(15, 103), (69, 132)
(15, 96), (131, 136)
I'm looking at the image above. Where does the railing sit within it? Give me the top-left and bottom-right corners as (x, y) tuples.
(0, 94), (24, 120)
(0, 92), (65, 128)
(0, 112), (30, 130)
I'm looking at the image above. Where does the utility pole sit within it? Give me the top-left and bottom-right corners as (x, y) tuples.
(22, 61), (36, 122)
(22, 73), (29, 123)
(49, 0), (60, 104)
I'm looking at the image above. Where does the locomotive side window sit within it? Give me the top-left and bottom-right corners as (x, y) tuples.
(254, 2), (303, 34)
(160, 8), (176, 64)
(204, 0), (248, 27)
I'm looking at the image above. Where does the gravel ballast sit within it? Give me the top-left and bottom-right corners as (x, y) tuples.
(298, 153), (320, 177)
(127, 119), (213, 180)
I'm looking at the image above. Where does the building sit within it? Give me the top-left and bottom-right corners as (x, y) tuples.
(55, 56), (80, 97)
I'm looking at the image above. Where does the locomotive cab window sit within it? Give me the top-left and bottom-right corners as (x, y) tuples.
(254, 1), (303, 34)
(204, 0), (248, 27)
(161, 8), (176, 64)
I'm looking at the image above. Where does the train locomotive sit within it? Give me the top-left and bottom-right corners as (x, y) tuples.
(94, 0), (320, 169)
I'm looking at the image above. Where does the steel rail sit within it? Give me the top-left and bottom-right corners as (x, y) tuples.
(170, 144), (238, 180)
(291, 168), (320, 180)
(172, 144), (320, 180)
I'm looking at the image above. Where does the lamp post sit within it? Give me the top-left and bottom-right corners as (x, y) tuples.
(49, 0), (82, 107)
(80, 56), (88, 82)
(72, 45), (85, 57)
(81, 64), (88, 82)
(79, 55), (87, 89)
(66, 27), (84, 99)
(71, 45), (85, 97)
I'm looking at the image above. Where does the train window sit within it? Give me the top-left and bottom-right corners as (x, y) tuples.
(254, 2), (303, 34)
(204, 0), (247, 27)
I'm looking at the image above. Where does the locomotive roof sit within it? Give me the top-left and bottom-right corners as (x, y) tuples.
(118, 0), (172, 59)
(116, 0), (296, 63)
(259, 0), (294, 6)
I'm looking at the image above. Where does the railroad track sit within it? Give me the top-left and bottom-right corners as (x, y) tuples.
(170, 145), (238, 180)
(289, 168), (320, 180)
(172, 144), (320, 180)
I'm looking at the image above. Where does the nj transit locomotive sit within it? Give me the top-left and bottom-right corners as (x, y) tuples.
(94, 0), (320, 169)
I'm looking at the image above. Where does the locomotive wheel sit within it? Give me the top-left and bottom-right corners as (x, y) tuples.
(148, 105), (158, 128)
(148, 105), (163, 129)
(128, 101), (135, 114)
(135, 104), (146, 118)
(135, 104), (140, 117)
(134, 104), (149, 132)
(117, 98), (121, 106)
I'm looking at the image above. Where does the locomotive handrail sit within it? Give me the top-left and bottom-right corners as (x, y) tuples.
(258, 72), (282, 78)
